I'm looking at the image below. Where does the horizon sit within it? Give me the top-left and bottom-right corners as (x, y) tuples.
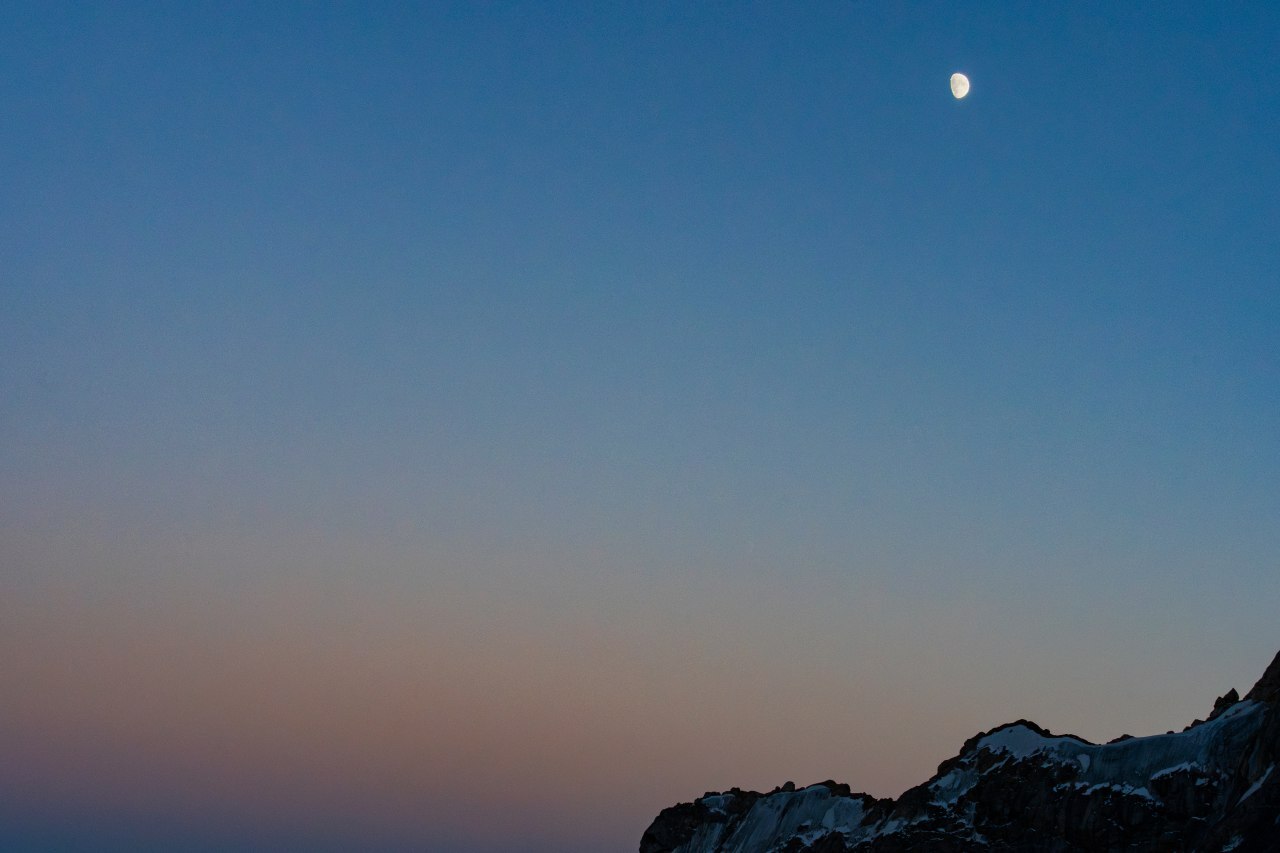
(3, 3), (1279, 851)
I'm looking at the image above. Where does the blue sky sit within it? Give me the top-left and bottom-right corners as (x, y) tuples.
(2, 2), (1278, 850)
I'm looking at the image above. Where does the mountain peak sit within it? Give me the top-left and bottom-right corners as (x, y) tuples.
(642, 649), (1280, 852)
(1245, 649), (1280, 704)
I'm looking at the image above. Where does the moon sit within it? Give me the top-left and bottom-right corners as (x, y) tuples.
(950, 73), (970, 99)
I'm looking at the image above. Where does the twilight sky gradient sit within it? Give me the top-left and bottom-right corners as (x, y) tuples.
(3, 2), (1279, 851)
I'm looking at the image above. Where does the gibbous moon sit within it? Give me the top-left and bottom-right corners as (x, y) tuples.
(950, 73), (970, 99)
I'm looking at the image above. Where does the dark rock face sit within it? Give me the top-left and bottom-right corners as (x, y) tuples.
(641, 650), (1280, 852)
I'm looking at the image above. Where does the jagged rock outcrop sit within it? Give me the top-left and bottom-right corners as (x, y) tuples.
(641, 650), (1280, 852)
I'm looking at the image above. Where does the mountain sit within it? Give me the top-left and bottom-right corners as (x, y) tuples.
(641, 650), (1280, 852)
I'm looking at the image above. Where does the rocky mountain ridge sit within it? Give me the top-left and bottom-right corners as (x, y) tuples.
(641, 650), (1280, 852)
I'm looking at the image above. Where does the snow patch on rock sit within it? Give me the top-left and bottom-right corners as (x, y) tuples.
(1239, 763), (1274, 804)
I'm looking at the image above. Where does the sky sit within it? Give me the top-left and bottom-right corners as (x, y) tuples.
(2, 1), (1278, 850)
